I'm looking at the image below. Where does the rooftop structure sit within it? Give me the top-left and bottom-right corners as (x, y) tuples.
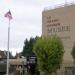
(43, 2), (75, 11)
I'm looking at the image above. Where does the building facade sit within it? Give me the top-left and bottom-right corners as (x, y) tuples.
(42, 4), (75, 75)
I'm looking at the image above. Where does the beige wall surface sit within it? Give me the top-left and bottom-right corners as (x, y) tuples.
(42, 4), (75, 64)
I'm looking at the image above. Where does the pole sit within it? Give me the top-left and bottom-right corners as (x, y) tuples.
(6, 19), (10, 75)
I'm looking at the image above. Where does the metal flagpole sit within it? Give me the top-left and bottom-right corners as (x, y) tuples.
(5, 10), (12, 75)
(6, 19), (10, 75)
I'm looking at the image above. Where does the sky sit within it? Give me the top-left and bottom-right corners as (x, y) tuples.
(0, 0), (74, 56)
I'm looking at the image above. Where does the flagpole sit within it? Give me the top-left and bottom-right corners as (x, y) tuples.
(6, 19), (10, 75)
(5, 10), (12, 75)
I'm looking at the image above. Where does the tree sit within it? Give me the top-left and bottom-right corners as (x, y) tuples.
(22, 36), (38, 57)
(33, 36), (64, 75)
(71, 43), (75, 64)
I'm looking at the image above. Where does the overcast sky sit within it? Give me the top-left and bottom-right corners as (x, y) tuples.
(0, 0), (74, 56)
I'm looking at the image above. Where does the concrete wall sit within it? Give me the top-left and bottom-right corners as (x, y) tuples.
(42, 4), (75, 63)
(42, 4), (75, 75)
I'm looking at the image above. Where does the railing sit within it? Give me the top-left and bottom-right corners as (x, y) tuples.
(43, 2), (75, 11)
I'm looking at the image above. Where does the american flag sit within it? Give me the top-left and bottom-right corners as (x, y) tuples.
(5, 10), (12, 20)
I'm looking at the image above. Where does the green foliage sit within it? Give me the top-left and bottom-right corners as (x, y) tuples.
(22, 36), (38, 57)
(71, 43), (75, 63)
(33, 36), (64, 75)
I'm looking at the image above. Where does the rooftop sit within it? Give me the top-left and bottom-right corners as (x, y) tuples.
(43, 2), (75, 11)
(0, 50), (13, 59)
